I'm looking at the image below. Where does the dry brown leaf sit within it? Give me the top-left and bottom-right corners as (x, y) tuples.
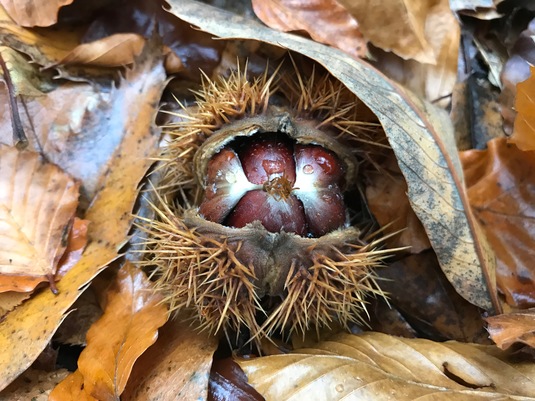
(57, 263), (168, 401)
(511, 66), (535, 151)
(0, 145), (79, 293)
(0, 5), (83, 66)
(169, 0), (500, 313)
(0, 0), (73, 27)
(122, 317), (218, 401)
(0, 368), (70, 401)
(365, 154), (431, 253)
(55, 217), (89, 279)
(251, 0), (367, 59)
(366, 0), (460, 104)
(238, 332), (535, 400)
(60, 33), (146, 67)
(486, 309), (535, 350)
(461, 137), (535, 307)
(208, 358), (265, 401)
(0, 44), (166, 392)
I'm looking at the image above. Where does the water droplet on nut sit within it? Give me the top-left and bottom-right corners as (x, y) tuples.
(303, 164), (314, 174)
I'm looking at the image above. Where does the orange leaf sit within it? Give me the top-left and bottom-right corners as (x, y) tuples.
(49, 370), (98, 401)
(56, 218), (90, 279)
(252, 0), (367, 59)
(461, 137), (535, 307)
(0, 145), (79, 293)
(0, 0), (73, 27)
(486, 309), (535, 350)
(511, 66), (535, 151)
(74, 262), (168, 401)
(59, 33), (146, 67)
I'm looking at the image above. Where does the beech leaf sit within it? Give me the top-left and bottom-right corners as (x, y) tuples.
(486, 309), (535, 350)
(251, 0), (367, 59)
(166, 0), (500, 312)
(238, 332), (535, 400)
(461, 138), (535, 307)
(0, 44), (166, 392)
(0, 145), (79, 292)
(511, 66), (535, 151)
(122, 317), (218, 401)
(62, 263), (168, 401)
(0, 0), (73, 27)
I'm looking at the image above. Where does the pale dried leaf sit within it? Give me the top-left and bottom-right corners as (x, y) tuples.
(167, 0), (500, 313)
(122, 317), (218, 401)
(0, 44), (166, 392)
(238, 332), (535, 400)
(0, 368), (70, 401)
(0, 0), (73, 27)
(0, 145), (79, 292)
(60, 33), (146, 67)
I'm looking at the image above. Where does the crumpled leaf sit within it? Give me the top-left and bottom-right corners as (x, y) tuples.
(461, 137), (535, 307)
(511, 66), (535, 151)
(59, 33), (146, 67)
(0, 145), (79, 293)
(0, 43), (166, 392)
(122, 317), (218, 401)
(486, 309), (535, 350)
(251, 0), (367, 59)
(238, 332), (535, 400)
(0, 0), (73, 27)
(52, 263), (168, 401)
(168, 0), (500, 313)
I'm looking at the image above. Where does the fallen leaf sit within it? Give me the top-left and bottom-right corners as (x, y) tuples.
(511, 66), (535, 151)
(0, 43), (166, 391)
(461, 137), (535, 307)
(55, 218), (89, 279)
(238, 332), (535, 400)
(208, 358), (264, 401)
(48, 370), (97, 401)
(0, 291), (29, 319)
(365, 154), (431, 253)
(0, 4), (83, 66)
(61, 263), (168, 401)
(59, 33), (146, 67)
(0, 0), (73, 27)
(168, 0), (500, 313)
(122, 317), (218, 401)
(251, 0), (367, 59)
(378, 251), (489, 343)
(1, 368), (70, 401)
(486, 309), (535, 350)
(0, 145), (79, 293)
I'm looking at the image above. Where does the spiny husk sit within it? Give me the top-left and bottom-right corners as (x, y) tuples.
(141, 57), (392, 345)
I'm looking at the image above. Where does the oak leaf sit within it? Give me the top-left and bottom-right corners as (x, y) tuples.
(0, 145), (79, 293)
(238, 332), (535, 400)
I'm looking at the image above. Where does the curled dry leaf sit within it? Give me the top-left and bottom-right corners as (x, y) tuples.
(251, 0), (367, 59)
(168, 0), (500, 313)
(0, 145), (79, 293)
(486, 309), (535, 350)
(122, 317), (218, 401)
(0, 44), (166, 392)
(511, 66), (535, 151)
(59, 33), (146, 68)
(0, 0), (73, 27)
(238, 332), (535, 400)
(54, 263), (168, 401)
(461, 137), (535, 307)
